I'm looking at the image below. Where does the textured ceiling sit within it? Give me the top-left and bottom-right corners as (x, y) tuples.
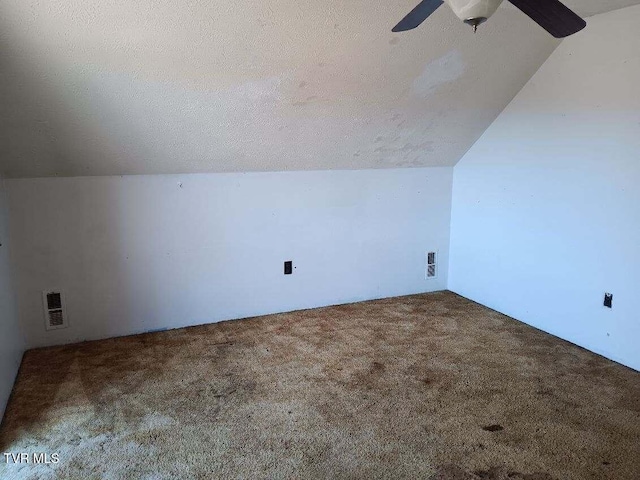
(556, 0), (640, 17)
(0, 0), (637, 178)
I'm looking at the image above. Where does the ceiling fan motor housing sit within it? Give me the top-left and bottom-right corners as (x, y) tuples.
(445, 0), (504, 23)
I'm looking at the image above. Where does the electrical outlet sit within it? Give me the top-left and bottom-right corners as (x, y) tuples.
(284, 261), (293, 275)
(604, 293), (613, 308)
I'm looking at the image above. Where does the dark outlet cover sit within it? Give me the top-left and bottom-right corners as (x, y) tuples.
(284, 261), (293, 275)
(604, 293), (613, 308)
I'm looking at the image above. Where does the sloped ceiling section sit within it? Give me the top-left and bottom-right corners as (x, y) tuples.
(0, 0), (636, 177)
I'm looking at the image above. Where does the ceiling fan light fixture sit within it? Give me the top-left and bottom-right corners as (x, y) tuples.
(445, 0), (504, 24)
(464, 17), (488, 33)
(392, 0), (586, 37)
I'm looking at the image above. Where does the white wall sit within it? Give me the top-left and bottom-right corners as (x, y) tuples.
(7, 167), (452, 348)
(0, 178), (24, 420)
(449, 5), (640, 371)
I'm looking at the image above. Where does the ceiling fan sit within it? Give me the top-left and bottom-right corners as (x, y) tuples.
(392, 0), (586, 38)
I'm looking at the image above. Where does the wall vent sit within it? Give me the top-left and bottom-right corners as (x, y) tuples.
(426, 251), (438, 279)
(43, 290), (68, 330)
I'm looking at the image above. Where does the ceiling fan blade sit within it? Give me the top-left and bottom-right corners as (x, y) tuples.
(508, 0), (586, 38)
(392, 0), (444, 32)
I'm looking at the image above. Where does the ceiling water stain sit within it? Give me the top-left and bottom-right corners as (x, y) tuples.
(412, 50), (466, 98)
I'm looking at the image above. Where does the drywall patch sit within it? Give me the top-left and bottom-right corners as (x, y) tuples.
(412, 50), (466, 98)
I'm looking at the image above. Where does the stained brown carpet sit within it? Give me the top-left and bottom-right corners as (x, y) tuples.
(1, 291), (639, 479)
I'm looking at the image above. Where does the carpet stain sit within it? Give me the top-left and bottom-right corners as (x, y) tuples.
(431, 464), (558, 479)
(1, 291), (639, 479)
(482, 425), (505, 432)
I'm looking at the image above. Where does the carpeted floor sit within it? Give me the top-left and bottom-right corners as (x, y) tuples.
(1, 291), (639, 479)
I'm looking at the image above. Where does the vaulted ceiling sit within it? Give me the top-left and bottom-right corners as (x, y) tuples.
(0, 0), (637, 177)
